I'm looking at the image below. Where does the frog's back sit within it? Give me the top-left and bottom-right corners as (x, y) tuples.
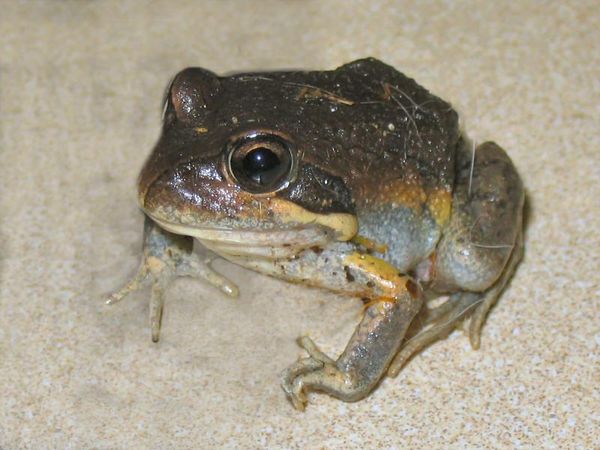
(220, 58), (459, 193)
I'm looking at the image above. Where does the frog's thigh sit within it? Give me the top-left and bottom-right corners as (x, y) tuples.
(431, 141), (524, 345)
(434, 142), (523, 292)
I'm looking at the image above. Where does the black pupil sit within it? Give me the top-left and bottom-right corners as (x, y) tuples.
(242, 147), (282, 185)
(229, 136), (293, 192)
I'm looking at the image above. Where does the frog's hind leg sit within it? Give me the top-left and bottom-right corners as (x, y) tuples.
(389, 228), (523, 376)
(389, 140), (524, 376)
(388, 292), (478, 376)
(468, 228), (523, 348)
(107, 216), (239, 342)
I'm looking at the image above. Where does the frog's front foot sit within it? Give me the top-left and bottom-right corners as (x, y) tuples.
(281, 336), (361, 411)
(107, 217), (238, 342)
(282, 289), (421, 410)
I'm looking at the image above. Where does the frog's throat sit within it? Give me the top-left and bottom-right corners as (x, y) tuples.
(150, 216), (334, 259)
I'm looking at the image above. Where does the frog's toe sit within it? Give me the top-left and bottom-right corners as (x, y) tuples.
(281, 337), (336, 410)
(106, 263), (150, 305)
(297, 336), (335, 364)
(281, 337), (371, 410)
(466, 272), (513, 350)
(281, 357), (367, 410)
(178, 255), (239, 298)
(149, 279), (168, 342)
(468, 231), (523, 349)
(106, 254), (172, 341)
(281, 356), (324, 410)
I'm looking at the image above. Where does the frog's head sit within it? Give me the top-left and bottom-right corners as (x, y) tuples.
(138, 67), (358, 258)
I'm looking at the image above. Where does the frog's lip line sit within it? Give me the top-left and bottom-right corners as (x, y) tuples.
(201, 239), (327, 260)
(150, 216), (332, 248)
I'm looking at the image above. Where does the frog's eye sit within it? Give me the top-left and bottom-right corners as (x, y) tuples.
(227, 134), (295, 193)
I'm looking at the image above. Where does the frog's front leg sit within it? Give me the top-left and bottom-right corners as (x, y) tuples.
(240, 246), (422, 410)
(282, 287), (421, 409)
(108, 216), (239, 342)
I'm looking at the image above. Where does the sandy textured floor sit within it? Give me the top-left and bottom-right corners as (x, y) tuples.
(1, 1), (598, 448)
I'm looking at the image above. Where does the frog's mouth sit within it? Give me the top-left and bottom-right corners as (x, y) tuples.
(140, 173), (358, 260)
(140, 158), (358, 260)
(150, 215), (337, 260)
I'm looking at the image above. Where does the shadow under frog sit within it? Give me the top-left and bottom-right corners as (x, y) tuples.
(108, 58), (524, 410)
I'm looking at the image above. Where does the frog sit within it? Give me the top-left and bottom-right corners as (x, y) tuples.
(108, 58), (524, 410)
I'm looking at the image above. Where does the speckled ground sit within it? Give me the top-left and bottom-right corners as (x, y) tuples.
(0, 1), (598, 449)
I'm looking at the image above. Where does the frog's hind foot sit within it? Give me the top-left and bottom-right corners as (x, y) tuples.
(467, 228), (523, 349)
(280, 337), (337, 410)
(107, 217), (239, 342)
(388, 291), (480, 377)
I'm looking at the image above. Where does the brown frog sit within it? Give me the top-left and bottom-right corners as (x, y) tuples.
(109, 58), (524, 410)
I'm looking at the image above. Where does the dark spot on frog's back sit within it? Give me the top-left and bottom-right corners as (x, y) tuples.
(343, 265), (355, 282)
